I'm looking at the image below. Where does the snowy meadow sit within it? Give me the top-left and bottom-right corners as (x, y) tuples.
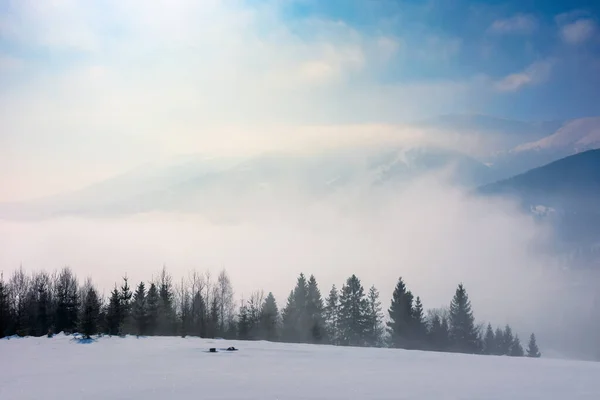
(2, 334), (599, 400)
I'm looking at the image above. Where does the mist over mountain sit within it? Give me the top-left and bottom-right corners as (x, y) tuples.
(416, 114), (563, 153)
(489, 117), (600, 180)
(480, 149), (600, 268)
(1, 114), (599, 226)
(0, 144), (497, 221)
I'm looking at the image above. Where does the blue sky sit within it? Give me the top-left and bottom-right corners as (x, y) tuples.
(0, 0), (599, 199)
(277, 0), (600, 120)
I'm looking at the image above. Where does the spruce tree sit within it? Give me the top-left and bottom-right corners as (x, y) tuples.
(191, 291), (206, 337)
(79, 282), (100, 339)
(105, 285), (122, 336)
(448, 283), (478, 353)
(306, 275), (325, 344)
(34, 274), (52, 337)
(386, 277), (414, 349)
(510, 334), (524, 357)
(338, 274), (369, 347)
(494, 327), (504, 355)
(54, 267), (79, 334)
(365, 285), (384, 347)
(208, 296), (219, 338)
(281, 274), (310, 343)
(281, 290), (296, 342)
(146, 283), (160, 335)
(526, 333), (541, 358)
(132, 282), (148, 336)
(501, 325), (514, 355)
(158, 266), (176, 335)
(292, 273), (310, 342)
(324, 285), (340, 345)
(237, 300), (250, 340)
(120, 276), (133, 335)
(246, 292), (263, 340)
(411, 296), (427, 348)
(260, 292), (279, 341)
(483, 323), (495, 355)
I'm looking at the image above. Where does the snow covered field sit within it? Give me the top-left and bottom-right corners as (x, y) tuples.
(2, 334), (599, 399)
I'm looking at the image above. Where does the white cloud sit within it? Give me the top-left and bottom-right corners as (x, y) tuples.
(560, 19), (597, 45)
(488, 14), (538, 35)
(0, 0), (488, 201)
(494, 60), (554, 92)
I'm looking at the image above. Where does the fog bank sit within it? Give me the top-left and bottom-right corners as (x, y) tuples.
(0, 173), (597, 359)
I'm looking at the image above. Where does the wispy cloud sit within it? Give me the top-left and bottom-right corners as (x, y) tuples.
(494, 60), (554, 92)
(559, 18), (597, 45)
(488, 14), (538, 35)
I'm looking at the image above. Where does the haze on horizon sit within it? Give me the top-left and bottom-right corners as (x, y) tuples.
(1, 0), (600, 360)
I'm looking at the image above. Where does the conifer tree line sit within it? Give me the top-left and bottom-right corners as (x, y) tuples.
(0, 267), (542, 358)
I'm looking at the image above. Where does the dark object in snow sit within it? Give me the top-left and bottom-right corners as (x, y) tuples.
(209, 348), (217, 353)
(226, 346), (237, 351)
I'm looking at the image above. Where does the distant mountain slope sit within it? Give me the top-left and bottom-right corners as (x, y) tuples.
(479, 148), (600, 207)
(0, 145), (496, 221)
(489, 117), (600, 179)
(479, 149), (600, 258)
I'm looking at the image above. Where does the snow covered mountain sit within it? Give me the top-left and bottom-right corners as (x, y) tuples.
(489, 117), (600, 180)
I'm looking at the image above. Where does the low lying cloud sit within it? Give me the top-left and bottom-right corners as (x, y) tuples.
(1, 169), (596, 359)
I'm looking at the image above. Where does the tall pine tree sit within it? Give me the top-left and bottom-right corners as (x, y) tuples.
(324, 285), (340, 345)
(260, 292), (280, 341)
(190, 291), (206, 338)
(146, 283), (160, 335)
(387, 277), (415, 349)
(79, 281), (100, 339)
(411, 296), (427, 348)
(526, 333), (541, 358)
(448, 283), (479, 353)
(483, 323), (495, 355)
(105, 285), (122, 336)
(158, 266), (176, 335)
(281, 274), (310, 343)
(306, 275), (325, 344)
(338, 274), (369, 347)
(500, 325), (514, 355)
(510, 334), (524, 357)
(132, 282), (148, 336)
(120, 276), (133, 335)
(365, 285), (384, 347)
(54, 267), (79, 334)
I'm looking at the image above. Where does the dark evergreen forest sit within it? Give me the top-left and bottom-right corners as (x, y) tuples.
(0, 266), (541, 358)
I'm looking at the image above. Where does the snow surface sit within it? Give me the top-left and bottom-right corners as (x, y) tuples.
(2, 334), (600, 399)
